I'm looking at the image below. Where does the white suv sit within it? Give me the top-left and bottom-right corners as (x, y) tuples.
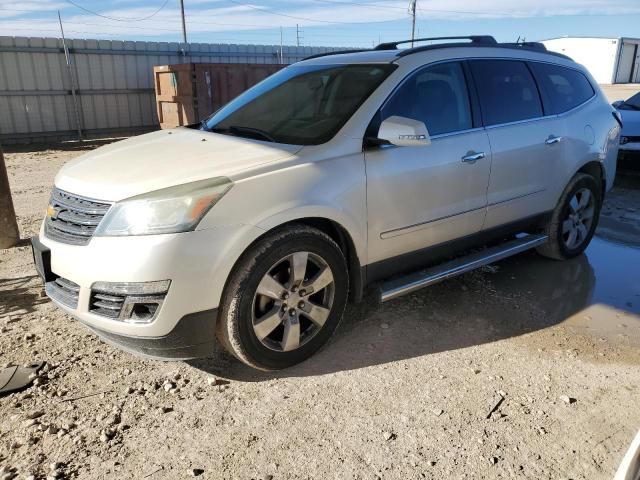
(32, 36), (621, 370)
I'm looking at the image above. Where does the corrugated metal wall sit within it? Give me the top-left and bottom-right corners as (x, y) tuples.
(0, 36), (341, 144)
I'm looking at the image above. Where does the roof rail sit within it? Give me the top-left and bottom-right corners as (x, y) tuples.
(302, 48), (372, 61)
(299, 36), (573, 63)
(499, 41), (573, 60)
(375, 36), (497, 51)
(500, 41), (548, 52)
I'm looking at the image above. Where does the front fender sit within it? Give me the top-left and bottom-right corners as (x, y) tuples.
(255, 205), (367, 265)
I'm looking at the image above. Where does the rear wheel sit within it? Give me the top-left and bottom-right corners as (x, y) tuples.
(217, 225), (348, 370)
(537, 173), (601, 260)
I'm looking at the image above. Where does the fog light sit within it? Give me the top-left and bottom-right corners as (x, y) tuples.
(92, 280), (170, 295)
(90, 280), (170, 324)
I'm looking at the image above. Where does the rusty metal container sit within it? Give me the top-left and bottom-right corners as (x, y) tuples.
(154, 63), (285, 129)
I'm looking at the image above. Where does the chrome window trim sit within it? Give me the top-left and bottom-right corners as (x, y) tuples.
(554, 93), (597, 119)
(375, 56), (597, 133)
(483, 115), (549, 131)
(373, 126), (486, 150)
(430, 127), (485, 140)
(482, 88), (597, 131)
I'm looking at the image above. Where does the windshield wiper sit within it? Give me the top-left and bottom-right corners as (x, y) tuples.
(209, 125), (276, 142)
(229, 126), (276, 142)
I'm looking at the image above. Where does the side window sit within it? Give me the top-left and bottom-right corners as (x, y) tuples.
(470, 60), (543, 126)
(379, 62), (473, 136)
(529, 62), (595, 114)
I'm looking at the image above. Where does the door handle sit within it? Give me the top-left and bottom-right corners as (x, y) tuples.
(545, 135), (563, 145)
(461, 151), (486, 164)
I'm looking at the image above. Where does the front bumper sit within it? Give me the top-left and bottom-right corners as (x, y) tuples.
(37, 222), (264, 358)
(84, 309), (218, 360)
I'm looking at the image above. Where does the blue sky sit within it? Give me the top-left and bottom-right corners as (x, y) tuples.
(0, 0), (639, 47)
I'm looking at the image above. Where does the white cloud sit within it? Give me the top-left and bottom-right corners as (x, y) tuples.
(0, 0), (639, 44)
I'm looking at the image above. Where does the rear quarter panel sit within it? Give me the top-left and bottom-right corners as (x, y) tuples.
(551, 80), (619, 204)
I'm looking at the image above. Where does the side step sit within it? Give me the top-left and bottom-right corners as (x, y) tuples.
(379, 234), (548, 302)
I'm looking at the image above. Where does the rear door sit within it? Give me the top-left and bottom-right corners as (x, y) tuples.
(469, 59), (566, 229)
(365, 61), (492, 265)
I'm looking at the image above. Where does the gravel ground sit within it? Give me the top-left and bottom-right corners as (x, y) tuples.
(1, 143), (640, 480)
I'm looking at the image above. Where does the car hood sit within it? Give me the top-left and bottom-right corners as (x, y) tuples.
(619, 109), (640, 135)
(55, 128), (302, 201)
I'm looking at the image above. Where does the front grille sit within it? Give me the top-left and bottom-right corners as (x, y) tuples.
(45, 277), (80, 309)
(44, 188), (112, 246)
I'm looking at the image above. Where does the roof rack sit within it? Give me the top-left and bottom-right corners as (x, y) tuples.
(302, 48), (372, 61)
(375, 36), (498, 51)
(500, 41), (548, 52)
(300, 36), (573, 62)
(499, 42), (573, 60)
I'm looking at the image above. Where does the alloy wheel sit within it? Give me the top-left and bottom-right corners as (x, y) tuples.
(562, 187), (595, 250)
(251, 251), (335, 352)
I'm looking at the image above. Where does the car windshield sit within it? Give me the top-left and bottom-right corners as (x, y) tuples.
(203, 63), (395, 145)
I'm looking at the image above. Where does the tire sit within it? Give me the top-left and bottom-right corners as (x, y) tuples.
(537, 173), (602, 260)
(216, 225), (349, 370)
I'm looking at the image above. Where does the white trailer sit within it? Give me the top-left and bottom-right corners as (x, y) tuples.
(542, 37), (640, 84)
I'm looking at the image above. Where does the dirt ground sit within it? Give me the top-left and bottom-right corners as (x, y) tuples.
(1, 143), (640, 480)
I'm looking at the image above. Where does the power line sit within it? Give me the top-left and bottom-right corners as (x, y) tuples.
(1, 26), (179, 37)
(62, 0), (171, 22)
(312, 0), (406, 10)
(310, 0), (515, 16)
(4, 19), (379, 38)
(223, 0), (354, 24)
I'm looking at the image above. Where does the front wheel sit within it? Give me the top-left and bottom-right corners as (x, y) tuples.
(537, 173), (602, 260)
(217, 225), (349, 370)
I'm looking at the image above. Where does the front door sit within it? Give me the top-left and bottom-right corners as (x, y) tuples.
(365, 61), (492, 265)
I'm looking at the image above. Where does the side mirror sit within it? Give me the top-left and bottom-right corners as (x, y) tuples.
(612, 100), (624, 109)
(377, 116), (431, 147)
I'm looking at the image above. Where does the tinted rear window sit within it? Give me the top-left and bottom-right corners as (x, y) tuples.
(470, 60), (543, 126)
(529, 62), (595, 114)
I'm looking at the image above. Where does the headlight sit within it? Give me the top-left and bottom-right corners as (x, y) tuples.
(94, 177), (233, 236)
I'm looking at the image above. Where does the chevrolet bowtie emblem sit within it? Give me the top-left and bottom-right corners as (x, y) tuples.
(46, 205), (58, 219)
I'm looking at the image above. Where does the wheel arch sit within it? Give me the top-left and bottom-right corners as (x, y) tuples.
(281, 217), (364, 303)
(576, 160), (606, 200)
(227, 216), (365, 304)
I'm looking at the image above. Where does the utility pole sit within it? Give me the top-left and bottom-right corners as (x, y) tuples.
(0, 147), (20, 249)
(409, 0), (417, 47)
(179, 0), (188, 57)
(58, 11), (82, 141)
(296, 24), (302, 47)
(280, 27), (284, 64)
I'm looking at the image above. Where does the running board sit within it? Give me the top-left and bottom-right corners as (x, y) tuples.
(379, 234), (548, 302)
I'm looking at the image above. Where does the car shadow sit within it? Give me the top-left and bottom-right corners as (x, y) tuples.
(0, 275), (48, 317)
(188, 250), (596, 382)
